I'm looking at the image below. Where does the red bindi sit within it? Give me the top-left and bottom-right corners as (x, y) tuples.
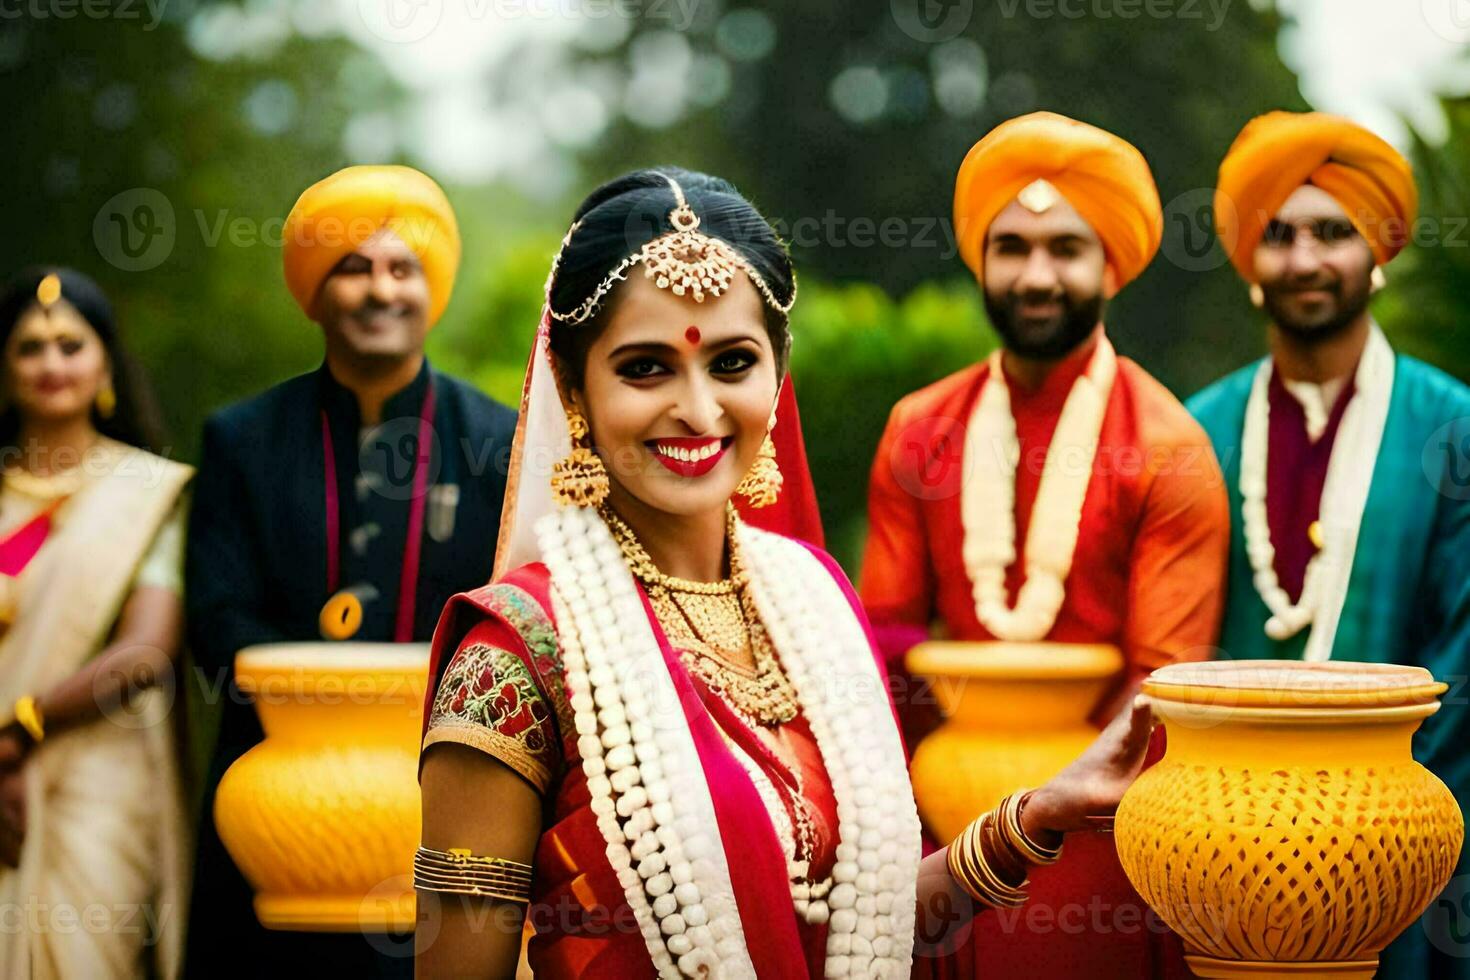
(684, 325), (701, 346)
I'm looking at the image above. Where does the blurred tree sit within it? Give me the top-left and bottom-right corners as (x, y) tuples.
(0, 4), (402, 455)
(513, 0), (1307, 395)
(1375, 95), (1470, 383)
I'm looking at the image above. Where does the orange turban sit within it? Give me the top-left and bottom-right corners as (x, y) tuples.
(282, 165), (461, 327)
(1215, 111), (1417, 282)
(954, 111), (1163, 288)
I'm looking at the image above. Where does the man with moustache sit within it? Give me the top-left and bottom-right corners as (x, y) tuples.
(182, 165), (516, 976)
(861, 112), (1228, 978)
(1188, 111), (1470, 979)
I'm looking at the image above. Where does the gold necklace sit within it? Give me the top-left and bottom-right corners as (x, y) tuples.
(601, 504), (799, 727)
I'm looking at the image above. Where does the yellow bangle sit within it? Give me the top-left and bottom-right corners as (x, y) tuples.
(1001, 790), (1062, 866)
(947, 811), (1028, 908)
(13, 696), (44, 745)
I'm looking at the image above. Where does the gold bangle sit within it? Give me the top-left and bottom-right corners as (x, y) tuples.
(1001, 790), (1062, 866)
(970, 814), (1028, 906)
(947, 812), (1028, 908)
(413, 846), (533, 903)
(13, 696), (44, 745)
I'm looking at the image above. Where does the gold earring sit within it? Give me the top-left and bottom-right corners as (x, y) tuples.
(96, 382), (117, 419)
(551, 409), (609, 508)
(1370, 266), (1386, 293)
(1248, 283), (1265, 308)
(735, 413), (781, 508)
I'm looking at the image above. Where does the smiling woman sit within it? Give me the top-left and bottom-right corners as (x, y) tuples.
(413, 167), (1160, 979)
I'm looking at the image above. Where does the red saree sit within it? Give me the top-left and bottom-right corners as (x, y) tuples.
(423, 539), (895, 977)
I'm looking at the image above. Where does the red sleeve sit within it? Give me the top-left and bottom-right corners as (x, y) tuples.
(1121, 432), (1230, 684)
(859, 401), (937, 638)
(421, 580), (566, 794)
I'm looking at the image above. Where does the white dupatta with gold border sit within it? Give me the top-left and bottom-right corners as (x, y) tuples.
(0, 438), (192, 980)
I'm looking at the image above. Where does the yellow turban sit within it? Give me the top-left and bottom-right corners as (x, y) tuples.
(282, 165), (461, 327)
(1215, 111), (1417, 282)
(954, 111), (1163, 288)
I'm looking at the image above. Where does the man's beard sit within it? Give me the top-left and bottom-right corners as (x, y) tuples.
(1261, 273), (1371, 344)
(983, 288), (1105, 360)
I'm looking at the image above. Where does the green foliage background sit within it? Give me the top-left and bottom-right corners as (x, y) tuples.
(2, 1), (1467, 572)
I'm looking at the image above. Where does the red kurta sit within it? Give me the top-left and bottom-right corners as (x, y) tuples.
(860, 334), (1229, 979)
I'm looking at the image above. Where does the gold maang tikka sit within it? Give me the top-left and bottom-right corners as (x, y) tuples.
(547, 176), (795, 326)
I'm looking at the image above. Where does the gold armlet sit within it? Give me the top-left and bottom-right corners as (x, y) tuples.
(412, 846), (533, 904)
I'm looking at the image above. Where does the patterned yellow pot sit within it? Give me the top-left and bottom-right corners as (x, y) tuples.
(906, 641), (1123, 840)
(1115, 661), (1464, 979)
(213, 643), (429, 932)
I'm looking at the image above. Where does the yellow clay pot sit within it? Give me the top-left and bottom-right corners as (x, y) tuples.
(213, 643), (429, 932)
(905, 640), (1123, 840)
(1115, 660), (1464, 979)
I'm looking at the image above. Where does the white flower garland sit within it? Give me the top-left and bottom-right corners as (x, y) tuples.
(542, 507), (749, 979)
(536, 506), (921, 978)
(739, 522), (922, 978)
(960, 338), (1118, 641)
(1239, 324), (1395, 658)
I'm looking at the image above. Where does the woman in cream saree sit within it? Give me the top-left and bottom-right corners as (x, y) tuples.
(0, 267), (193, 979)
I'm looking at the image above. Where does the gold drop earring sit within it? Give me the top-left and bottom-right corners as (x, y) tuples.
(1370, 267), (1386, 293)
(735, 409), (782, 508)
(1249, 283), (1265, 308)
(95, 380), (117, 419)
(551, 408), (610, 508)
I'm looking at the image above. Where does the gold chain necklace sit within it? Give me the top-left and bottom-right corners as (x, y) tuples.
(601, 504), (799, 727)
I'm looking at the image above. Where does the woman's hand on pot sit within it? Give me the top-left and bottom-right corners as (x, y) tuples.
(1022, 695), (1156, 838)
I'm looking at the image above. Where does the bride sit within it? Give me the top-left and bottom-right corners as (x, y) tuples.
(415, 167), (1156, 978)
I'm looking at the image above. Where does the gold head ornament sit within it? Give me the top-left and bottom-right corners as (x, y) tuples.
(548, 176), (795, 325)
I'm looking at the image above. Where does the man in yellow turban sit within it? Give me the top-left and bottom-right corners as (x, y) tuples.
(182, 165), (516, 977)
(863, 112), (1227, 979)
(1189, 112), (1470, 980)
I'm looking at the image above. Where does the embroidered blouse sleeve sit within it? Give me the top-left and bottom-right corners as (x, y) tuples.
(422, 588), (568, 795)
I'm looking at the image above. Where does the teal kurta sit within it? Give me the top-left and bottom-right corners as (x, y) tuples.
(1189, 351), (1470, 979)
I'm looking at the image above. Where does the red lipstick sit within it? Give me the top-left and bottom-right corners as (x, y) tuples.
(646, 436), (732, 478)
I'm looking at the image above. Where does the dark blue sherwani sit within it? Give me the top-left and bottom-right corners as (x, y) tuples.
(182, 359), (515, 977)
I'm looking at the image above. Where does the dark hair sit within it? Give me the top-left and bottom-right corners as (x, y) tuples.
(0, 266), (167, 453)
(548, 167), (795, 391)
